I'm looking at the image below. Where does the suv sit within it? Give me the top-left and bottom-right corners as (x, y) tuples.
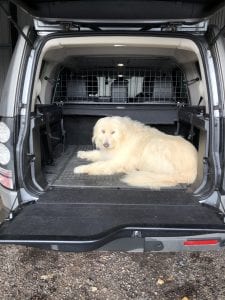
(0, 0), (225, 252)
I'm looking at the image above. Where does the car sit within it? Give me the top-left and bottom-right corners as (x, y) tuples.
(0, 0), (225, 252)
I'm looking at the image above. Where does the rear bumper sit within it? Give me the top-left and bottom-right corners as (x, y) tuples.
(1, 227), (225, 252)
(102, 232), (225, 252)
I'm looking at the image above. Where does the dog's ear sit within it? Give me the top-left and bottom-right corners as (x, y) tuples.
(92, 120), (99, 146)
(92, 134), (96, 145)
(92, 128), (97, 145)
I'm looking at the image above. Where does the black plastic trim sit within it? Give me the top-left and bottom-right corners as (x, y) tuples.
(11, 0), (225, 22)
(1, 226), (225, 252)
(62, 103), (179, 124)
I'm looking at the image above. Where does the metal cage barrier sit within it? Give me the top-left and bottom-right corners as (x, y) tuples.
(53, 65), (189, 104)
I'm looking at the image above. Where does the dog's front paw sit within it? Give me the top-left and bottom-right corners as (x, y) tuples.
(77, 151), (87, 159)
(74, 165), (87, 174)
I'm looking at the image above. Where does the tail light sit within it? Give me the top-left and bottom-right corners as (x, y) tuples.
(0, 121), (10, 143)
(0, 167), (13, 189)
(0, 143), (11, 165)
(0, 118), (16, 190)
(184, 239), (219, 246)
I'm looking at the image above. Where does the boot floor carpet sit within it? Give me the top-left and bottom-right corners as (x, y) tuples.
(0, 188), (223, 238)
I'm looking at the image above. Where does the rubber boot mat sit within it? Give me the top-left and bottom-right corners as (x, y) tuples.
(51, 145), (129, 188)
(45, 145), (186, 189)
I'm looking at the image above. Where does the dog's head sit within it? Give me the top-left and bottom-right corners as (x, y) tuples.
(92, 116), (129, 150)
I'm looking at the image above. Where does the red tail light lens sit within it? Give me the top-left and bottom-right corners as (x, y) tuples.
(184, 239), (219, 246)
(0, 167), (13, 189)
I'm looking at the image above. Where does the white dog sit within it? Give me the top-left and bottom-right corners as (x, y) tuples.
(74, 116), (198, 189)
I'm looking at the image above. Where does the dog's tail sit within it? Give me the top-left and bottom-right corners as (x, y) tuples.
(121, 171), (195, 189)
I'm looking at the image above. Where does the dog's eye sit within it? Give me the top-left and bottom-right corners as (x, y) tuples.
(111, 131), (115, 135)
(102, 130), (105, 134)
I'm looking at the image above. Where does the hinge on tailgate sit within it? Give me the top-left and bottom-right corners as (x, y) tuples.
(161, 23), (181, 32)
(59, 21), (101, 32)
(60, 21), (81, 32)
(161, 21), (208, 33)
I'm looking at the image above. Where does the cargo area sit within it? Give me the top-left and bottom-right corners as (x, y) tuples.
(5, 35), (220, 243)
(30, 42), (208, 192)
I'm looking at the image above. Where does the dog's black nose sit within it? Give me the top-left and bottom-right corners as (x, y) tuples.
(103, 142), (109, 148)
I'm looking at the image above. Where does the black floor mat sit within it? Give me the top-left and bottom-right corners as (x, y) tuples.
(44, 145), (186, 189)
(0, 188), (223, 238)
(51, 145), (132, 188)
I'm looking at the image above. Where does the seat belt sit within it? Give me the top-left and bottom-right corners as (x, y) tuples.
(45, 112), (55, 163)
(60, 116), (66, 152)
(187, 113), (195, 142)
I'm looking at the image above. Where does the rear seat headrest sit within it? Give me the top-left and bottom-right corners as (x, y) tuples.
(67, 79), (87, 98)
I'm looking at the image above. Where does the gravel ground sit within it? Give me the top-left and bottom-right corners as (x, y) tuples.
(0, 245), (225, 300)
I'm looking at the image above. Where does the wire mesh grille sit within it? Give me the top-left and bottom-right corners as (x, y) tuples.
(53, 65), (189, 104)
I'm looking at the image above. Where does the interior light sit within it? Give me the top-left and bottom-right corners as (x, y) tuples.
(118, 74), (123, 78)
(114, 44), (126, 47)
(117, 63), (124, 67)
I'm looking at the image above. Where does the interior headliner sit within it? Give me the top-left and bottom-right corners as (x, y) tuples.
(44, 47), (197, 65)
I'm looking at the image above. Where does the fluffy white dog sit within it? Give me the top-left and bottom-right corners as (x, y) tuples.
(74, 116), (198, 188)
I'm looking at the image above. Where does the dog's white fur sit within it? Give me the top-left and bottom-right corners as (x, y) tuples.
(74, 116), (198, 188)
